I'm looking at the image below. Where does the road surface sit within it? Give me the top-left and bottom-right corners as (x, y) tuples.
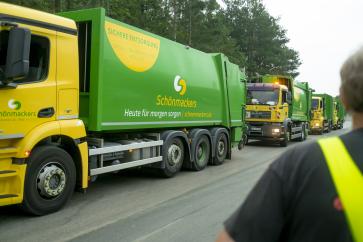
(0, 121), (351, 242)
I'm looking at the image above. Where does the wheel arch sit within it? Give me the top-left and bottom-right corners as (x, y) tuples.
(188, 129), (212, 162)
(160, 130), (190, 169)
(209, 127), (230, 159)
(18, 120), (88, 189)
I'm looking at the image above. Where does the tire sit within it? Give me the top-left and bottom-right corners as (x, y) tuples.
(159, 137), (184, 178)
(210, 133), (228, 166)
(191, 135), (210, 171)
(298, 125), (306, 142)
(280, 129), (290, 147)
(22, 146), (76, 216)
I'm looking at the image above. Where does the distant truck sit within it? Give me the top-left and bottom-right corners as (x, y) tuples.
(246, 75), (312, 147)
(310, 93), (334, 134)
(333, 96), (346, 129)
(0, 4), (247, 215)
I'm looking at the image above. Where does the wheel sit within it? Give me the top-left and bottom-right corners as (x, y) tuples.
(210, 133), (228, 166)
(325, 122), (331, 133)
(191, 135), (210, 171)
(298, 125), (306, 141)
(280, 128), (290, 147)
(22, 146), (76, 216)
(159, 137), (184, 178)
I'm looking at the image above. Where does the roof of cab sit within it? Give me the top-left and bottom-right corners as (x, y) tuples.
(0, 2), (77, 35)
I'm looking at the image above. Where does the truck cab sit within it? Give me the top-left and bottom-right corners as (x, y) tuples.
(246, 75), (309, 147)
(0, 3), (88, 212)
(310, 96), (324, 133)
(333, 100), (339, 129)
(310, 93), (333, 134)
(246, 83), (289, 143)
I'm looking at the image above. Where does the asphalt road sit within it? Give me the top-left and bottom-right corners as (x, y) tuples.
(0, 121), (351, 242)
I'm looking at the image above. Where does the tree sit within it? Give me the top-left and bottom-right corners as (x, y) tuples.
(3, 0), (300, 77)
(225, 0), (301, 78)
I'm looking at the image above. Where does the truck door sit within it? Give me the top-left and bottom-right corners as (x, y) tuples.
(0, 26), (57, 138)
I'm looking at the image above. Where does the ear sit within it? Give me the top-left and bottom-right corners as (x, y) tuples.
(340, 86), (350, 112)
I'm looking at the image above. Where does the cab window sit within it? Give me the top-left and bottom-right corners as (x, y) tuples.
(0, 30), (49, 84)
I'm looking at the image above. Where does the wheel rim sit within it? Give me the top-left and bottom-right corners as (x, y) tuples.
(167, 144), (182, 166)
(36, 162), (67, 199)
(196, 142), (207, 164)
(217, 140), (225, 157)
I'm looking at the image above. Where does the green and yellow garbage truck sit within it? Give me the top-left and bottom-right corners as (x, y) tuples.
(0, 3), (247, 215)
(310, 93), (334, 134)
(246, 75), (312, 147)
(333, 96), (346, 129)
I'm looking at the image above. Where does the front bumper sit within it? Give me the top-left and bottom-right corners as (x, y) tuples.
(0, 157), (26, 206)
(310, 120), (324, 133)
(247, 122), (284, 141)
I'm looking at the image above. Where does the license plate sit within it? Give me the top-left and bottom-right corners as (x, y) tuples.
(251, 127), (261, 131)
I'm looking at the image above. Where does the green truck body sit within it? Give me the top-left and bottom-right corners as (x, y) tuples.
(60, 8), (246, 138)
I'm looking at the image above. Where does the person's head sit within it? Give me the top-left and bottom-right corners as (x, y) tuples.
(340, 47), (363, 114)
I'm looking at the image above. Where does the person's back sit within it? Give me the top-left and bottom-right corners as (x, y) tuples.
(216, 48), (363, 242)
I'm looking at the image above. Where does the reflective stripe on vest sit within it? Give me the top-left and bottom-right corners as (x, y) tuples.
(318, 137), (363, 242)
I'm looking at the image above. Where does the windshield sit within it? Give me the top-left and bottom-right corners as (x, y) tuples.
(312, 99), (319, 110)
(247, 89), (279, 105)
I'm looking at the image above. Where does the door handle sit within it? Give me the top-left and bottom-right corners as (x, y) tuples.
(38, 107), (55, 118)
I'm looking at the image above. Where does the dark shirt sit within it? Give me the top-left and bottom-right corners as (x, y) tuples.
(225, 128), (363, 242)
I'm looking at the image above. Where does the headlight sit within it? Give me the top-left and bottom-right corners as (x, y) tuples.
(272, 128), (280, 133)
(314, 123), (320, 127)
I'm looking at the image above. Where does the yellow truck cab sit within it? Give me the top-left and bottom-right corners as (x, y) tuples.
(310, 96), (324, 133)
(0, 3), (88, 214)
(332, 101), (339, 129)
(310, 94), (334, 134)
(246, 75), (311, 147)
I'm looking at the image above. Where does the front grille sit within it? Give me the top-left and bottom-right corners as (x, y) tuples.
(250, 111), (271, 119)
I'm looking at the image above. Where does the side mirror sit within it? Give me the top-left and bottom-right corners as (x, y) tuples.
(286, 92), (292, 104)
(5, 27), (31, 82)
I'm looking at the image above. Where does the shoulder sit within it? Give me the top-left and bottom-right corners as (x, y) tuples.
(269, 141), (325, 183)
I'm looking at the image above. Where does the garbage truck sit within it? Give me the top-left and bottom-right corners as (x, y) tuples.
(310, 93), (334, 134)
(0, 3), (247, 215)
(333, 96), (345, 129)
(246, 75), (312, 147)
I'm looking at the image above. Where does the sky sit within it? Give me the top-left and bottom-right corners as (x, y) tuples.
(217, 0), (363, 96)
(263, 0), (363, 96)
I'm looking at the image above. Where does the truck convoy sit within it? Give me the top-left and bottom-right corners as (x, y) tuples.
(0, 4), (247, 215)
(333, 96), (346, 129)
(246, 75), (312, 147)
(310, 93), (334, 134)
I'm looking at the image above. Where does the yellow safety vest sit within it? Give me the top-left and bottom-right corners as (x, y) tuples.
(318, 137), (363, 242)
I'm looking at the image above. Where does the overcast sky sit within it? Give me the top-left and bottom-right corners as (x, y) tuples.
(263, 0), (363, 96)
(217, 0), (363, 96)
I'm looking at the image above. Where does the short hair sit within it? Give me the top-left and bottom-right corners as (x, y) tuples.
(340, 47), (363, 112)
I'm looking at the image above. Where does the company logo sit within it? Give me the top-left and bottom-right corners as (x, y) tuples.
(174, 75), (187, 96)
(8, 99), (21, 110)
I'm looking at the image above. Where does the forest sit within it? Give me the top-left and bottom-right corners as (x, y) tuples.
(3, 0), (301, 78)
